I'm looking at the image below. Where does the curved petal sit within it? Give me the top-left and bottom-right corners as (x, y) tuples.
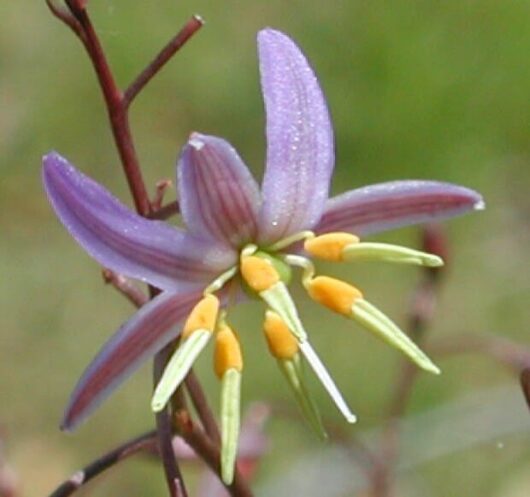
(177, 133), (261, 246)
(43, 152), (236, 291)
(315, 180), (485, 236)
(62, 290), (202, 431)
(257, 29), (334, 243)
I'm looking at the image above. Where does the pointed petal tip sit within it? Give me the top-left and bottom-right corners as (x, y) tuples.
(257, 27), (280, 42)
(187, 132), (206, 150)
(474, 198), (486, 211)
(42, 151), (69, 179)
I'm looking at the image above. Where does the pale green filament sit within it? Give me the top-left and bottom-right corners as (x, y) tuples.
(278, 354), (327, 440)
(353, 299), (440, 374)
(241, 243), (258, 258)
(151, 329), (212, 412)
(267, 230), (315, 252)
(282, 254), (315, 288)
(203, 266), (238, 295)
(343, 242), (443, 267)
(220, 368), (242, 485)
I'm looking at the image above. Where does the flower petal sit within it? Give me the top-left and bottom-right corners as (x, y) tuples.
(62, 290), (201, 431)
(177, 133), (261, 246)
(43, 152), (236, 291)
(315, 180), (485, 236)
(257, 29), (334, 243)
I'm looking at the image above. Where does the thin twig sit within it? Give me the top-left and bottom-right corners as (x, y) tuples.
(64, 1), (151, 215)
(175, 412), (254, 497)
(124, 15), (205, 107)
(102, 269), (148, 307)
(155, 346), (189, 497)
(375, 224), (447, 497)
(520, 368), (530, 411)
(148, 200), (180, 220)
(47, 430), (156, 497)
(185, 370), (221, 444)
(47, 4), (239, 495)
(45, 0), (84, 38)
(432, 333), (530, 371)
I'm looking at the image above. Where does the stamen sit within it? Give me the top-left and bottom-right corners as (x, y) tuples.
(203, 266), (238, 296)
(260, 282), (308, 342)
(214, 324), (243, 378)
(263, 311), (299, 360)
(282, 254), (315, 287)
(268, 230), (315, 252)
(151, 330), (211, 412)
(352, 299), (440, 374)
(306, 276), (363, 316)
(151, 295), (220, 412)
(343, 242), (444, 267)
(241, 244), (258, 258)
(219, 368), (241, 484)
(304, 232), (359, 261)
(277, 354), (327, 439)
(182, 294), (220, 338)
(240, 256), (280, 293)
(299, 341), (357, 423)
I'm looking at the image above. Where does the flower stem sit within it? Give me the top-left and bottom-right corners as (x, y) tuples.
(45, 3), (223, 496)
(185, 370), (221, 444)
(124, 15), (204, 108)
(47, 430), (157, 497)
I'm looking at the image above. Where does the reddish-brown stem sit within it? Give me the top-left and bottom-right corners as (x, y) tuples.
(45, 1), (84, 37)
(154, 346), (189, 497)
(374, 225), (446, 497)
(64, 1), (151, 215)
(124, 15), (205, 108)
(520, 368), (530, 411)
(175, 412), (254, 497)
(47, 4), (250, 495)
(432, 333), (530, 371)
(185, 370), (221, 444)
(148, 200), (180, 220)
(102, 269), (148, 307)
(47, 430), (157, 497)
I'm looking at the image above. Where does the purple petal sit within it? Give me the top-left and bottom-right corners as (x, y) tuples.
(43, 152), (236, 291)
(257, 29), (334, 243)
(62, 290), (201, 430)
(315, 180), (485, 236)
(177, 133), (261, 246)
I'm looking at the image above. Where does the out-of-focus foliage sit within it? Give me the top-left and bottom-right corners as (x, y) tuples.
(0, 1), (529, 496)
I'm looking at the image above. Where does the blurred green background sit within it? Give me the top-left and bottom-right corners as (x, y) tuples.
(1, 1), (529, 496)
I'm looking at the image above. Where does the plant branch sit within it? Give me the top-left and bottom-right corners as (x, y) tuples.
(45, 0), (84, 38)
(374, 224), (447, 497)
(63, 0), (151, 215)
(175, 411), (254, 497)
(47, 430), (156, 497)
(102, 269), (148, 307)
(154, 346), (189, 497)
(148, 200), (180, 220)
(124, 15), (204, 108)
(185, 370), (221, 444)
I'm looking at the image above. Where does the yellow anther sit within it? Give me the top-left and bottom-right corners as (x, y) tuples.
(304, 232), (360, 262)
(307, 276), (363, 316)
(240, 255), (280, 293)
(182, 294), (219, 339)
(214, 324), (243, 378)
(263, 311), (299, 360)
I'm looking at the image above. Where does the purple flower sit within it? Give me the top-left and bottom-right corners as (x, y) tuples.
(43, 28), (483, 482)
